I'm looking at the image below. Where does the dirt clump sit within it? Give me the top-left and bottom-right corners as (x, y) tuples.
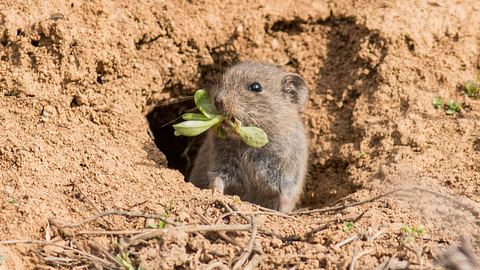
(0, 0), (479, 269)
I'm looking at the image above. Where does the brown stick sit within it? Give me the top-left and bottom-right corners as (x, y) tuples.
(88, 241), (122, 268)
(78, 230), (143, 236)
(349, 249), (372, 270)
(205, 261), (230, 270)
(194, 208), (242, 247)
(0, 240), (115, 267)
(215, 210), (298, 224)
(293, 189), (403, 215)
(49, 210), (180, 228)
(128, 224), (252, 245)
(294, 187), (480, 216)
(232, 217), (258, 270)
(335, 234), (359, 249)
(244, 253), (262, 270)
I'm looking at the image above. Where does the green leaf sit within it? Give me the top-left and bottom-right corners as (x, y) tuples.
(181, 112), (211, 121)
(445, 100), (461, 115)
(194, 89), (215, 119)
(342, 221), (355, 233)
(464, 80), (480, 98)
(173, 116), (223, 137)
(237, 126), (269, 148)
(432, 96), (444, 109)
(116, 252), (134, 270)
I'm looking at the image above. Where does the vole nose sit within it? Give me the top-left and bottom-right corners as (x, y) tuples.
(214, 96), (224, 112)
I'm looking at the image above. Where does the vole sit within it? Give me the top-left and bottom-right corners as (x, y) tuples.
(189, 62), (309, 212)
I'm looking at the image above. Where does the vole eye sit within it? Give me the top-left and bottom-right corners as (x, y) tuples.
(248, 82), (262, 92)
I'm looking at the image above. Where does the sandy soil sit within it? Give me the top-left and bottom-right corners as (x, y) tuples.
(0, 0), (479, 269)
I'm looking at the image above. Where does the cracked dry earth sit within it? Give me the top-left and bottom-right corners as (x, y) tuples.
(0, 0), (479, 269)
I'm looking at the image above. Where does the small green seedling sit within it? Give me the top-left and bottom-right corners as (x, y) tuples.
(445, 100), (461, 115)
(432, 96), (444, 109)
(356, 151), (366, 159)
(342, 221), (355, 233)
(464, 80), (480, 98)
(147, 218), (167, 229)
(401, 224), (425, 242)
(432, 97), (462, 116)
(173, 90), (269, 148)
(116, 251), (134, 270)
(7, 198), (17, 205)
(0, 254), (5, 263)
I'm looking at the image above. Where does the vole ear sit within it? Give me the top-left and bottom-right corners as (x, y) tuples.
(281, 73), (308, 109)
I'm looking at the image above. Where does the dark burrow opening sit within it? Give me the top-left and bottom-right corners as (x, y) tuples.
(146, 99), (205, 178)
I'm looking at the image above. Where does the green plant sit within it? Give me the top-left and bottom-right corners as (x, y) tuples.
(116, 251), (134, 270)
(356, 151), (366, 159)
(445, 100), (461, 115)
(0, 254), (5, 263)
(464, 80), (480, 98)
(401, 224), (425, 242)
(147, 203), (172, 229)
(342, 221), (355, 233)
(432, 96), (444, 109)
(173, 90), (268, 148)
(147, 214), (168, 229)
(7, 198), (17, 205)
(432, 97), (462, 115)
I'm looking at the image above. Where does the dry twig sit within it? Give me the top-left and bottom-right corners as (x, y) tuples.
(205, 261), (230, 270)
(335, 234), (360, 249)
(49, 210), (180, 228)
(244, 253), (262, 270)
(232, 216), (258, 270)
(294, 189), (402, 215)
(215, 210), (298, 224)
(195, 208), (242, 247)
(0, 240), (115, 268)
(128, 224), (252, 246)
(349, 249), (372, 270)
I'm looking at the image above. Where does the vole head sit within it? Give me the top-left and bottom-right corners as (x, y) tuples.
(209, 62), (308, 133)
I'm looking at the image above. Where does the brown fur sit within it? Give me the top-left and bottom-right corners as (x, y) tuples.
(189, 62), (309, 212)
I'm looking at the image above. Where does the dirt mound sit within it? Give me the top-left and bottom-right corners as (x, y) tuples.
(0, 0), (479, 269)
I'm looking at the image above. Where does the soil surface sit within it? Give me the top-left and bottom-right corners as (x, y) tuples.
(1, 1), (479, 269)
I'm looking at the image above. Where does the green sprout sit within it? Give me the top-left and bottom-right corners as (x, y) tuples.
(7, 198), (17, 205)
(342, 221), (355, 233)
(356, 151), (366, 159)
(464, 80), (480, 98)
(173, 89), (269, 148)
(116, 251), (134, 270)
(445, 100), (461, 115)
(432, 96), (444, 109)
(401, 224), (425, 242)
(432, 97), (461, 116)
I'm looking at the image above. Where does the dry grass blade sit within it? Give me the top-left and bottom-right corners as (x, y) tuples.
(49, 210), (180, 228)
(293, 187), (480, 217)
(128, 224), (252, 245)
(88, 241), (122, 267)
(0, 240), (115, 268)
(214, 210), (298, 224)
(293, 189), (403, 215)
(78, 230), (143, 235)
(244, 253), (262, 270)
(232, 216), (258, 270)
(335, 234), (360, 249)
(194, 208), (242, 247)
(349, 249), (372, 270)
(205, 261), (230, 270)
